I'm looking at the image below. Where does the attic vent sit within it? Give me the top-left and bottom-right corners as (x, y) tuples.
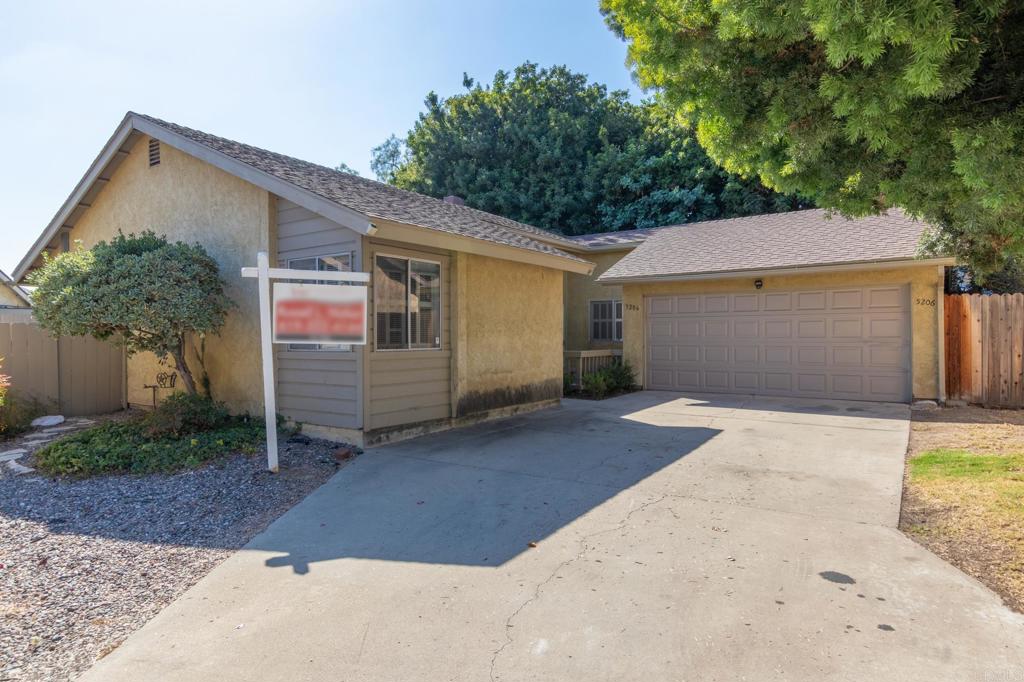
(148, 138), (161, 167)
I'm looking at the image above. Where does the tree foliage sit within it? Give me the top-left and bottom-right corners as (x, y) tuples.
(28, 232), (233, 395)
(372, 63), (803, 235)
(601, 0), (1024, 273)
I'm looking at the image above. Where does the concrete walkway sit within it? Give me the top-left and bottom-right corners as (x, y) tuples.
(81, 393), (1024, 681)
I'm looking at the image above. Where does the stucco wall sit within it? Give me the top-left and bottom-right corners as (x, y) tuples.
(66, 136), (271, 413)
(564, 250), (629, 350)
(455, 253), (563, 415)
(0, 285), (27, 307)
(621, 265), (944, 400)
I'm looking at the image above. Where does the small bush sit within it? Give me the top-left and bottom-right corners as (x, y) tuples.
(579, 361), (637, 399)
(0, 392), (47, 440)
(144, 392), (230, 437)
(582, 371), (610, 399)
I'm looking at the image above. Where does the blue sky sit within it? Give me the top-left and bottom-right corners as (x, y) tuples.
(0, 0), (642, 275)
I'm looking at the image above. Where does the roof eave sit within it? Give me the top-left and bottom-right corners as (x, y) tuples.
(13, 114), (137, 280)
(597, 256), (955, 284)
(372, 219), (595, 275)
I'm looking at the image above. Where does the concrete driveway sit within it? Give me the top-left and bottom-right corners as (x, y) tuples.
(82, 392), (1024, 681)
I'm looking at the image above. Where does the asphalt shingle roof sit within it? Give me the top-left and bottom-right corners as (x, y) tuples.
(133, 114), (586, 264)
(567, 227), (666, 248)
(599, 209), (935, 281)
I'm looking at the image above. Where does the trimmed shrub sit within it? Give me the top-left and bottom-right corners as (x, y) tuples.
(144, 392), (230, 438)
(579, 361), (637, 400)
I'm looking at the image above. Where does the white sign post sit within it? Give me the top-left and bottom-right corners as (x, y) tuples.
(242, 251), (370, 472)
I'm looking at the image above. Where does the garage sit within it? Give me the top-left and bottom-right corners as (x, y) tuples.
(645, 285), (912, 402)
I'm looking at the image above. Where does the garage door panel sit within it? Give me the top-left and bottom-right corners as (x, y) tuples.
(733, 294), (759, 312)
(645, 286), (910, 402)
(704, 346), (729, 363)
(796, 291), (826, 310)
(764, 293), (792, 311)
(704, 295), (729, 313)
(734, 346), (759, 365)
(676, 296), (699, 314)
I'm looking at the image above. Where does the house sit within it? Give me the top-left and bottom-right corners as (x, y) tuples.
(0, 270), (32, 308)
(558, 211), (952, 403)
(13, 112), (951, 445)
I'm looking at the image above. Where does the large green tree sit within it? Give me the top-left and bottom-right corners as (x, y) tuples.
(29, 232), (233, 395)
(601, 0), (1024, 272)
(372, 64), (802, 235)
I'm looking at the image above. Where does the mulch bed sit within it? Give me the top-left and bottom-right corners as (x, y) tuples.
(0, 428), (353, 681)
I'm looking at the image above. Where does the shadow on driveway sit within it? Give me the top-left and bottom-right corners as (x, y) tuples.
(255, 399), (721, 572)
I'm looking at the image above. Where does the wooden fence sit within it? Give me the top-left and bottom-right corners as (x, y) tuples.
(0, 309), (125, 416)
(944, 294), (1024, 408)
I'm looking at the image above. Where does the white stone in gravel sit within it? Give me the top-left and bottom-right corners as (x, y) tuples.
(4, 460), (34, 475)
(0, 449), (27, 462)
(31, 415), (65, 427)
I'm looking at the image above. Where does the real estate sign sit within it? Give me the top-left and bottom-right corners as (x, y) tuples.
(272, 282), (367, 345)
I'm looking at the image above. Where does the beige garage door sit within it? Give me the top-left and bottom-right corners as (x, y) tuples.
(645, 286), (912, 402)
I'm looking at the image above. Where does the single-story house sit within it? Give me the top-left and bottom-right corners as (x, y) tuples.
(13, 112), (951, 445)
(0, 270), (32, 308)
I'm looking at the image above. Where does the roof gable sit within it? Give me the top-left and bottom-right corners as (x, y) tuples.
(15, 112), (591, 279)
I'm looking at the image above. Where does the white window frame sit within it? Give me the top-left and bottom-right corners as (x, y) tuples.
(373, 253), (443, 352)
(285, 252), (355, 352)
(590, 299), (623, 342)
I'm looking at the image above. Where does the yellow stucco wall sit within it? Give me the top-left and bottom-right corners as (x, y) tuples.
(563, 249), (629, 350)
(0, 285), (27, 307)
(66, 136), (271, 413)
(621, 265), (945, 400)
(454, 253), (564, 415)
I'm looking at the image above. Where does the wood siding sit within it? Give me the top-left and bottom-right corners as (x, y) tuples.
(275, 198), (363, 429)
(364, 239), (452, 431)
(945, 293), (1024, 408)
(0, 309), (124, 416)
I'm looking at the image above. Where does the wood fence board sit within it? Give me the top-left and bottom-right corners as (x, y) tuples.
(945, 294), (1024, 408)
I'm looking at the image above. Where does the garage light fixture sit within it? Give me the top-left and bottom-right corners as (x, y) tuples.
(754, 279), (764, 289)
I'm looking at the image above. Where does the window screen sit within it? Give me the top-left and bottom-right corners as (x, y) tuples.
(374, 255), (441, 350)
(591, 300), (623, 342)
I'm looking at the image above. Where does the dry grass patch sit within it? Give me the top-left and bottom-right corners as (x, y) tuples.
(901, 406), (1024, 612)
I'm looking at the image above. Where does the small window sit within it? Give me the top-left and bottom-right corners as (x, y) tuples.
(148, 138), (161, 167)
(374, 255), (441, 350)
(286, 253), (354, 351)
(591, 300), (623, 342)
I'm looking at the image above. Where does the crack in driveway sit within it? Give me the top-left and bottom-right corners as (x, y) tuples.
(488, 493), (670, 681)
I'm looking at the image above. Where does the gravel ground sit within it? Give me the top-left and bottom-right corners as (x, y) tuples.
(0, 428), (353, 681)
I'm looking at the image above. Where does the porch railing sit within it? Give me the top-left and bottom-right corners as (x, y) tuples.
(564, 349), (623, 389)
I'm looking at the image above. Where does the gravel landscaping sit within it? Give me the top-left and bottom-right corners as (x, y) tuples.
(0, 426), (353, 681)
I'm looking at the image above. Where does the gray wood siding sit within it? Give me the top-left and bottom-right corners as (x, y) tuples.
(275, 198), (363, 430)
(365, 241), (452, 431)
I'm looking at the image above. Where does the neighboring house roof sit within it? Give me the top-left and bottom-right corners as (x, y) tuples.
(14, 112), (591, 280)
(0, 269), (32, 306)
(599, 209), (950, 282)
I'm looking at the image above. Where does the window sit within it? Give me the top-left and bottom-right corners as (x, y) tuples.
(286, 253), (354, 351)
(375, 255), (441, 350)
(591, 300), (622, 342)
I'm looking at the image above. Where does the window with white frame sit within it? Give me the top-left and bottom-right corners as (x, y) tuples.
(374, 255), (441, 350)
(286, 253), (354, 351)
(590, 300), (622, 342)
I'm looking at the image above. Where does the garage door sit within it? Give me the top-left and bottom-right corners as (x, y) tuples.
(645, 286), (911, 402)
